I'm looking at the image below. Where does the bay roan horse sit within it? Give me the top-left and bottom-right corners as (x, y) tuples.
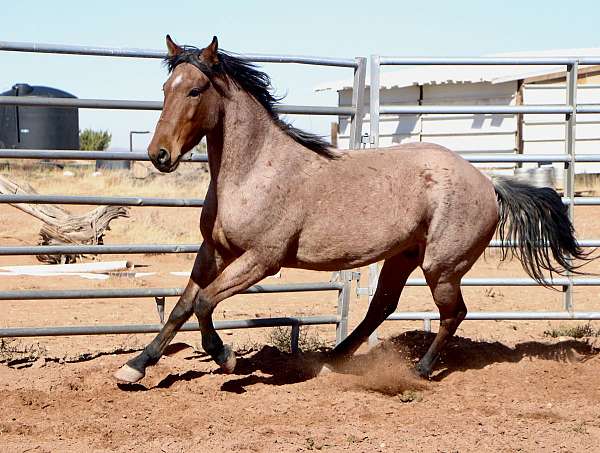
(114, 36), (590, 383)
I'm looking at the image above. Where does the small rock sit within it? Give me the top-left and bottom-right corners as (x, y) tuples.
(398, 390), (423, 403)
(31, 357), (46, 369)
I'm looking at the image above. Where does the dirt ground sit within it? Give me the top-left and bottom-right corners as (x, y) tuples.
(2, 169), (600, 452)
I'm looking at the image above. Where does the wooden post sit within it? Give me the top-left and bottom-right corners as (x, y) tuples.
(515, 79), (524, 168)
(330, 122), (338, 148)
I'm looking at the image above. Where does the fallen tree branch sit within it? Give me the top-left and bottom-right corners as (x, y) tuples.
(0, 174), (130, 264)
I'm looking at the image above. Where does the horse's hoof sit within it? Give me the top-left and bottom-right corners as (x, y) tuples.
(317, 364), (334, 377)
(414, 363), (431, 380)
(113, 364), (145, 383)
(217, 345), (236, 374)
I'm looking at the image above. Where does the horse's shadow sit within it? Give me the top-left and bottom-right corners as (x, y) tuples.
(118, 331), (599, 393)
(390, 330), (598, 381)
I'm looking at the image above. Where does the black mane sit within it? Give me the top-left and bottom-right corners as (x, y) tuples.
(165, 46), (338, 159)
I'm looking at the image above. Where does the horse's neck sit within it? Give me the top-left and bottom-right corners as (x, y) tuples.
(206, 91), (309, 190)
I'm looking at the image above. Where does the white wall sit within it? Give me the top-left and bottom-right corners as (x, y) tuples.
(338, 81), (517, 155)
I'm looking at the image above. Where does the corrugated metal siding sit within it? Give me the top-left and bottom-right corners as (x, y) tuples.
(338, 81), (518, 164)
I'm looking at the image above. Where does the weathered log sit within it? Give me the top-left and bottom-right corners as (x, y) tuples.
(0, 174), (129, 264)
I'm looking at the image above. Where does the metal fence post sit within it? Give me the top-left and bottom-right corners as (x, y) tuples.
(290, 322), (300, 354)
(336, 270), (352, 344)
(564, 61), (578, 312)
(349, 57), (367, 149)
(367, 55), (382, 346)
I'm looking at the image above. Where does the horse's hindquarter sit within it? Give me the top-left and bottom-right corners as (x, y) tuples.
(292, 144), (499, 271)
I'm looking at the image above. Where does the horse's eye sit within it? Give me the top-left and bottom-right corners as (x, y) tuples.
(188, 88), (202, 97)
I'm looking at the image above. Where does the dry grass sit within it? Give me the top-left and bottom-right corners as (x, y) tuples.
(0, 338), (46, 364)
(112, 209), (202, 245)
(7, 164), (210, 198)
(543, 323), (600, 339)
(267, 326), (332, 353)
(4, 164), (210, 245)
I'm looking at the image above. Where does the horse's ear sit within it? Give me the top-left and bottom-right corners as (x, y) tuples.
(201, 36), (220, 67)
(166, 34), (183, 57)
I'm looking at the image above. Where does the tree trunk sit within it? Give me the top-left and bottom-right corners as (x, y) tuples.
(0, 174), (129, 264)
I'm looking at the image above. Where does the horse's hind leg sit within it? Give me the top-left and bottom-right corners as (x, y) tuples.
(327, 249), (420, 363)
(415, 275), (467, 378)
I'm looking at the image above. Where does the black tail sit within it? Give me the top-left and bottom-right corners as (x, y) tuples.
(492, 176), (592, 286)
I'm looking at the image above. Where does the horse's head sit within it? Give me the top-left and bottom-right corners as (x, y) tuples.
(148, 35), (224, 172)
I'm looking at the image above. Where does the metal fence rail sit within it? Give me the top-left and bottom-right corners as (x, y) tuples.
(6, 150), (600, 163)
(0, 96), (355, 115)
(0, 315), (340, 339)
(0, 282), (344, 300)
(0, 194), (205, 207)
(0, 40), (365, 348)
(0, 149), (209, 161)
(0, 40), (359, 67)
(0, 244), (201, 255)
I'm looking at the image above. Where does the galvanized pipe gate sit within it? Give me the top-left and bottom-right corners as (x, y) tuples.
(2, 40), (600, 349)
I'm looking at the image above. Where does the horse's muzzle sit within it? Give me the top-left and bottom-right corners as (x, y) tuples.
(150, 147), (176, 172)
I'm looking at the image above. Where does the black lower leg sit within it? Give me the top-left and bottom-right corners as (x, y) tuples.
(329, 297), (398, 361)
(328, 252), (418, 364)
(201, 328), (230, 364)
(126, 299), (193, 374)
(196, 299), (232, 367)
(416, 297), (467, 377)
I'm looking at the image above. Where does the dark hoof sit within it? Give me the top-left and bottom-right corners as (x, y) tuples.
(414, 362), (431, 380)
(322, 350), (353, 373)
(215, 344), (236, 374)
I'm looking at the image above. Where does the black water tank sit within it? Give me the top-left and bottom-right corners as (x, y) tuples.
(0, 83), (79, 150)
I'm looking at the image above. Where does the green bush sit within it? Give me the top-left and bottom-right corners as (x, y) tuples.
(79, 128), (112, 151)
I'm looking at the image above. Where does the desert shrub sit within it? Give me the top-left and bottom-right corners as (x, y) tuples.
(543, 323), (599, 339)
(267, 326), (331, 353)
(0, 338), (46, 363)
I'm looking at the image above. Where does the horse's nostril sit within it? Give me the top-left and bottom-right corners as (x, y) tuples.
(157, 148), (170, 165)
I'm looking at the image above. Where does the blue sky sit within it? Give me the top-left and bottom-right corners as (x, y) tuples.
(2, 0), (600, 150)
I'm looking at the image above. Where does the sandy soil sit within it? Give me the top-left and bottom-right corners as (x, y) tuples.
(1, 171), (600, 451)
(1, 336), (599, 452)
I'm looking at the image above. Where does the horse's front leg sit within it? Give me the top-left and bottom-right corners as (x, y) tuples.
(113, 243), (221, 383)
(194, 250), (276, 372)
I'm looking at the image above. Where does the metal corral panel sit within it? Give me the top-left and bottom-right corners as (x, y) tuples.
(523, 84), (600, 174)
